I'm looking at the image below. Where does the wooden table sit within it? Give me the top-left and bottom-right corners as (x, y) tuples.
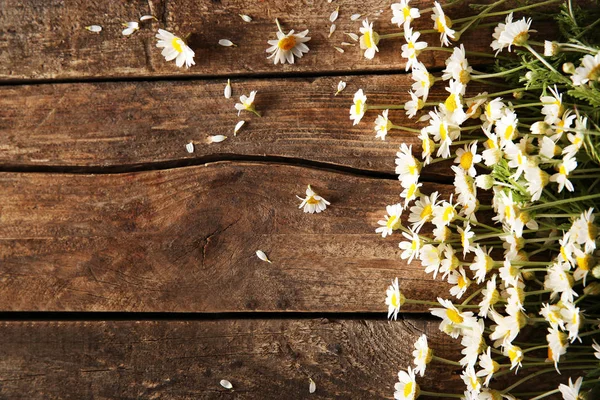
(0, 0), (500, 397)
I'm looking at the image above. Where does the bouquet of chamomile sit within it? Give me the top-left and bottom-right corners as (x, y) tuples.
(350, 0), (600, 398)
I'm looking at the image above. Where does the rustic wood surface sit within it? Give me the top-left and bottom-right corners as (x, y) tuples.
(0, 0), (496, 81)
(0, 162), (454, 312)
(0, 319), (463, 399)
(0, 74), (467, 175)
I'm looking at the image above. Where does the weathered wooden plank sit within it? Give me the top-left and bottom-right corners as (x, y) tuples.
(0, 162), (454, 312)
(0, 319), (463, 399)
(0, 74), (462, 175)
(0, 0), (494, 81)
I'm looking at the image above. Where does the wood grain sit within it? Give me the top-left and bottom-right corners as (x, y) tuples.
(0, 74), (471, 175)
(0, 319), (463, 399)
(0, 162), (455, 312)
(0, 0), (496, 81)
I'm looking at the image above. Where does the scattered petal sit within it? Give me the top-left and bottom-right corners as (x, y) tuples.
(309, 378), (316, 394)
(256, 250), (272, 263)
(350, 13), (362, 21)
(330, 7), (339, 23)
(207, 135), (227, 143)
(185, 142), (194, 153)
(329, 24), (336, 37)
(85, 25), (102, 33)
(333, 46), (344, 53)
(335, 80), (346, 96)
(224, 79), (232, 99)
(122, 21), (139, 36)
(234, 120), (245, 136)
(219, 39), (237, 47)
(340, 42), (354, 46)
(220, 380), (233, 390)
(345, 32), (358, 41)
(140, 15), (157, 21)
(239, 14), (253, 22)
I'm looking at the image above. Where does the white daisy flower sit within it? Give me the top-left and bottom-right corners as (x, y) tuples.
(547, 327), (569, 370)
(504, 140), (529, 180)
(359, 19), (379, 59)
(561, 302), (582, 343)
(572, 52), (600, 86)
(432, 198), (456, 228)
(376, 203), (403, 238)
(470, 245), (495, 284)
(498, 15), (532, 52)
(540, 85), (564, 125)
(441, 80), (467, 125)
(234, 91), (260, 117)
(478, 274), (499, 317)
(266, 22), (311, 64)
(420, 244), (442, 279)
(457, 224), (475, 257)
(482, 131), (502, 167)
(550, 154), (577, 193)
(405, 91), (424, 118)
(399, 229), (421, 264)
(395, 144), (421, 187)
(155, 29), (195, 68)
(491, 13), (513, 54)
(573, 247), (594, 285)
(431, 1), (455, 47)
(122, 21), (140, 36)
(544, 261), (577, 303)
(400, 182), (423, 208)
(411, 62), (435, 101)
(401, 27), (427, 71)
(394, 367), (419, 400)
(503, 344), (523, 372)
(439, 243), (460, 279)
(412, 335), (432, 377)
(461, 366), (481, 396)
(425, 109), (460, 159)
(489, 310), (525, 348)
(524, 165), (549, 202)
(476, 347), (499, 387)
(443, 44), (472, 84)
(374, 109), (392, 140)
(418, 129), (435, 165)
(494, 110), (519, 147)
(482, 97), (507, 128)
(430, 297), (476, 339)
(297, 185), (330, 214)
(559, 377), (584, 400)
(350, 89), (368, 125)
(385, 277), (405, 320)
(448, 267), (471, 299)
(539, 135), (562, 159)
(454, 142), (482, 177)
(408, 192), (438, 232)
(459, 318), (485, 368)
(540, 303), (566, 330)
(391, 0), (420, 28)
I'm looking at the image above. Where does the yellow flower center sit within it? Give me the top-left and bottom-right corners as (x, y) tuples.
(354, 100), (364, 115)
(460, 151), (473, 170)
(559, 164), (567, 175)
(442, 206), (454, 222)
(458, 275), (468, 289)
(439, 123), (448, 141)
(408, 41), (415, 50)
(459, 70), (471, 84)
(406, 183), (418, 199)
(363, 31), (374, 48)
(403, 7), (411, 19)
(387, 215), (401, 230)
(513, 31), (529, 46)
(306, 196), (320, 205)
(577, 254), (595, 271)
(588, 64), (600, 81)
(391, 293), (400, 308)
(486, 138), (498, 149)
(403, 382), (414, 397)
(504, 125), (515, 140)
(420, 204), (432, 220)
(444, 94), (458, 113)
(278, 36), (297, 51)
(171, 37), (184, 53)
(446, 308), (463, 324)
(436, 15), (453, 33)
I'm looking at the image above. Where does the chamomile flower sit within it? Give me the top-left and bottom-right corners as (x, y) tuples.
(376, 204), (403, 238)
(350, 89), (368, 125)
(573, 247), (595, 285)
(412, 335), (432, 377)
(425, 109), (460, 158)
(499, 259), (521, 288)
(544, 261), (577, 303)
(395, 144), (421, 187)
(391, 0), (421, 29)
(394, 367), (419, 400)
(297, 185), (330, 214)
(441, 79), (467, 125)
(454, 142), (482, 177)
(399, 229), (421, 264)
(503, 344), (523, 372)
(573, 208), (598, 254)
(540, 85), (564, 125)
(540, 303), (566, 330)
(448, 267), (471, 299)
(386, 278), (405, 320)
(430, 297), (476, 339)
(405, 91), (424, 119)
(478, 274), (499, 317)
(524, 165), (550, 202)
(234, 91), (260, 117)
(461, 366), (482, 396)
(504, 140), (529, 180)
(420, 244), (442, 279)
(539, 135), (562, 159)
(431, 1), (455, 47)
(561, 302), (582, 343)
(400, 182), (423, 207)
(457, 224), (475, 257)
(439, 243), (460, 279)
(155, 29), (195, 68)
(482, 131), (503, 166)
(401, 27), (427, 71)
(495, 110), (519, 147)
(563, 126), (585, 157)
(550, 154), (577, 192)
(559, 377), (584, 400)
(460, 319), (485, 368)
(408, 192), (439, 232)
(497, 15), (533, 52)
(547, 327), (569, 370)
(432, 198), (457, 228)
(572, 53), (600, 86)
(418, 129), (435, 165)
(411, 63), (435, 101)
(443, 44), (472, 84)
(482, 97), (507, 128)
(374, 109), (393, 140)
(471, 246), (495, 284)
(266, 23), (311, 65)
(476, 347), (499, 387)
(489, 310), (526, 348)
(491, 13), (513, 54)
(359, 19), (379, 60)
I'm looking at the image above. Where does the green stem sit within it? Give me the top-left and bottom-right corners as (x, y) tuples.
(527, 193), (600, 211)
(419, 391), (462, 398)
(431, 355), (461, 366)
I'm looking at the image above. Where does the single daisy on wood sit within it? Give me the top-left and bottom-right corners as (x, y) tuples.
(266, 19), (311, 65)
(155, 29), (195, 68)
(234, 91), (260, 117)
(297, 185), (330, 214)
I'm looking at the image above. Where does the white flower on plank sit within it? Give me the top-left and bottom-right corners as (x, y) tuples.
(219, 39), (237, 47)
(155, 29), (195, 68)
(207, 135), (227, 144)
(85, 25), (102, 33)
(359, 19), (379, 59)
(385, 277), (405, 320)
(266, 20), (311, 65)
(224, 79), (232, 99)
(122, 22), (139, 36)
(297, 185), (330, 214)
(431, 1), (455, 47)
(349, 89), (367, 125)
(391, 0), (420, 29)
(255, 250), (272, 263)
(234, 91), (260, 117)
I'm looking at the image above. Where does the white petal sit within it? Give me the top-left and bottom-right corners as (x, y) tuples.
(220, 380), (233, 389)
(185, 142), (194, 153)
(256, 250), (272, 263)
(351, 13), (361, 21)
(340, 42), (353, 46)
(85, 25), (102, 33)
(309, 378), (316, 394)
(208, 135), (227, 143)
(140, 15), (157, 21)
(239, 14), (252, 22)
(219, 39), (236, 47)
(224, 79), (232, 99)
(345, 32), (358, 41)
(329, 24), (336, 37)
(333, 46), (344, 53)
(234, 120), (245, 135)
(330, 7), (339, 23)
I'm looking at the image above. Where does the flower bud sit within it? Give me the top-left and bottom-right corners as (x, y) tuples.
(475, 174), (494, 190)
(562, 62), (575, 74)
(584, 282), (600, 296)
(530, 121), (551, 135)
(513, 91), (523, 100)
(593, 265), (600, 279)
(525, 71), (534, 81)
(544, 41), (560, 56)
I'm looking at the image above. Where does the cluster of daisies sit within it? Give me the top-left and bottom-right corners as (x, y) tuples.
(351, 0), (600, 399)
